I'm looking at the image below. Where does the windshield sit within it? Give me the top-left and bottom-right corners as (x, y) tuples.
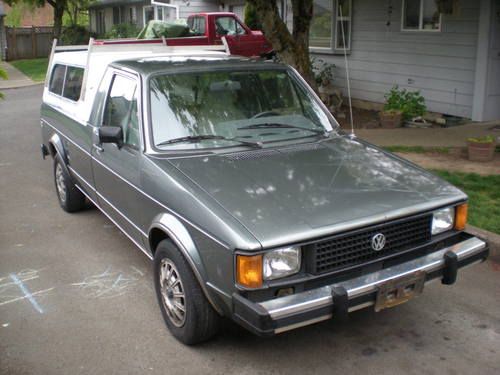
(149, 68), (337, 150)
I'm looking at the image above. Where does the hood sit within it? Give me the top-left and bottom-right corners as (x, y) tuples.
(163, 136), (466, 249)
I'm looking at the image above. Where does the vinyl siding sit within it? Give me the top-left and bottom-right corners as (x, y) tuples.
(171, 0), (219, 19)
(312, 0), (480, 118)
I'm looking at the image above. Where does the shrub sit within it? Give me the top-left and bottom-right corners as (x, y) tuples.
(311, 57), (336, 86)
(383, 86), (426, 120)
(61, 25), (92, 45)
(0, 68), (7, 99)
(104, 23), (141, 39)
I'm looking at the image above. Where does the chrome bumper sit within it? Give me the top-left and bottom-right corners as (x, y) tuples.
(232, 235), (488, 336)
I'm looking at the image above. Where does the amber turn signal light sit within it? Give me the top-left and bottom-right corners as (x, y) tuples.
(455, 203), (468, 230)
(236, 254), (263, 288)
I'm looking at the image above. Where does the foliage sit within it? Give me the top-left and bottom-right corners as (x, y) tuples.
(384, 145), (450, 154)
(61, 24), (91, 45)
(4, 0), (68, 38)
(383, 86), (426, 120)
(311, 57), (335, 86)
(467, 135), (495, 144)
(244, 2), (262, 30)
(10, 58), (49, 82)
(63, 0), (90, 27)
(0, 68), (7, 99)
(433, 170), (500, 235)
(4, 2), (34, 27)
(104, 23), (141, 39)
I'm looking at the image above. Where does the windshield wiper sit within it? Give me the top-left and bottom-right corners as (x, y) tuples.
(238, 123), (328, 136)
(156, 135), (263, 148)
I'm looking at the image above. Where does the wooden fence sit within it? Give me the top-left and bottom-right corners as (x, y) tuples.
(5, 27), (54, 61)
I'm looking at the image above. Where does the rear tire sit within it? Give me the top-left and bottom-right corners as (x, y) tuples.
(53, 157), (86, 213)
(154, 239), (220, 345)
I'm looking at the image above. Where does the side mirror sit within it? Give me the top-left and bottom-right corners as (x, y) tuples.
(99, 126), (123, 147)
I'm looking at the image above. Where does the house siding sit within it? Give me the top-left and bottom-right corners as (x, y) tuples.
(313, 0), (480, 118)
(171, 0), (219, 19)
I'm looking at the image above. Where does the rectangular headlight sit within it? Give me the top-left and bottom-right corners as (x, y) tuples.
(263, 246), (301, 281)
(432, 207), (455, 235)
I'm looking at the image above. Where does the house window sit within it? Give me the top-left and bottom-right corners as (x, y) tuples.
(129, 7), (137, 24)
(96, 10), (105, 35)
(113, 7), (121, 25)
(402, 0), (441, 31)
(310, 0), (352, 54)
(143, 6), (154, 24)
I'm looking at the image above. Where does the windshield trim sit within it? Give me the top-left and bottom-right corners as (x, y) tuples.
(145, 65), (340, 154)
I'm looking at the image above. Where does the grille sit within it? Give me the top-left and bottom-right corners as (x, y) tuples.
(307, 214), (432, 275)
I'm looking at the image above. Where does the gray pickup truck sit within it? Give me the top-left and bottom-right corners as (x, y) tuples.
(40, 40), (489, 345)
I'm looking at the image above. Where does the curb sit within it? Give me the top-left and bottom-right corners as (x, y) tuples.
(466, 224), (500, 258)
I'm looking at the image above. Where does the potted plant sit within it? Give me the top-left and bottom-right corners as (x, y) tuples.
(467, 135), (496, 162)
(381, 86), (426, 128)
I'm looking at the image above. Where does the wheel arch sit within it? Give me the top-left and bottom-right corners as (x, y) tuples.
(49, 133), (71, 176)
(148, 213), (224, 315)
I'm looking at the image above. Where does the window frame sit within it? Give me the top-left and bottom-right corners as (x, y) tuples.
(401, 0), (442, 32)
(309, 0), (352, 55)
(101, 70), (142, 151)
(48, 63), (84, 103)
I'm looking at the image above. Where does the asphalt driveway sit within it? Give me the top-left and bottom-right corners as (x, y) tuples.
(0, 86), (499, 375)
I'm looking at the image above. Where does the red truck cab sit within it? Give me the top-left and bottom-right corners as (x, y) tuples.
(185, 12), (273, 57)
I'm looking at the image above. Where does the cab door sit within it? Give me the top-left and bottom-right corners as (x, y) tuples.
(91, 71), (146, 246)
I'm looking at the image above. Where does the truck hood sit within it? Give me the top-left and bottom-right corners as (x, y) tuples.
(164, 136), (466, 249)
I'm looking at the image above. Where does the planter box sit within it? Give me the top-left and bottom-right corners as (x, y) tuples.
(467, 141), (495, 162)
(379, 111), (403, 128)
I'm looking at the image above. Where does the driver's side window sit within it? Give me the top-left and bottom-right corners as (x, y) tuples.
(102, 74), (140, 148)
(215, 17), (246, 36)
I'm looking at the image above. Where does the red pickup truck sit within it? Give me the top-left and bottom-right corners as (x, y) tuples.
(180, 12), (273, 57)
(100, 12), (273, 58)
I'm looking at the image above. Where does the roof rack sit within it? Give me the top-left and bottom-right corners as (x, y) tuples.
(46, 37), (231, 99)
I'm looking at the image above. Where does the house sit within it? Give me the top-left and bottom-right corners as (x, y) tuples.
(0, 1), (53, 27)
(88, 0), (499, 122)
(0, 2), (6, 60)
(88, 0), (220, 35)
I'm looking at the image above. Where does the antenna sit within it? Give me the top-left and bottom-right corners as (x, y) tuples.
(339, 4), (355, 138)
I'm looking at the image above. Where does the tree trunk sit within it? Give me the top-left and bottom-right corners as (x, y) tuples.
(245, 0), (315, 88)
(49, 0), (67, 39)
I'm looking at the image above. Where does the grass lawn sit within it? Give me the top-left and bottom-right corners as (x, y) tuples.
(10, 58), (48, 82)
(384, 145), (450, 154)
(433, 170), (500, 235)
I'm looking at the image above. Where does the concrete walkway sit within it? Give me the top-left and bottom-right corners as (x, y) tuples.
(356, 121), (500, 148)
(0, 61), (38, 89)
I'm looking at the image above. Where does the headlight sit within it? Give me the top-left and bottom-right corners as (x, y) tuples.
(263, 246), (301, 280)
(432, 207), (455, 235)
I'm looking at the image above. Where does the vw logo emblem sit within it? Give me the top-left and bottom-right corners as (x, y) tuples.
(371, 233), (386, 251)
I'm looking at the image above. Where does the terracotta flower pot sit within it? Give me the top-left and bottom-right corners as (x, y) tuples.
(467, 141), (495, 162)
(379, 111), (403, 128)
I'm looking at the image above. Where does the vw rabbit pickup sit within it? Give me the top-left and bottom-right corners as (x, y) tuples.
(40, 39), (489, 345)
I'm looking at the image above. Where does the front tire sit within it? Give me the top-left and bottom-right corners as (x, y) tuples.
(154, 240), (220, 345)
(53, 157), (86, 213)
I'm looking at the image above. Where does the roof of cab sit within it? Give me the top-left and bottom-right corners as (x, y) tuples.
(110, 53), (283, 76)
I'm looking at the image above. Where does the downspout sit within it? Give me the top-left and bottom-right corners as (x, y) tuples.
(471, 0), (492, 121)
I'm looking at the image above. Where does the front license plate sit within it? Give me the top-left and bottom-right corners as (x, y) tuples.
(374, 271), (426, 312)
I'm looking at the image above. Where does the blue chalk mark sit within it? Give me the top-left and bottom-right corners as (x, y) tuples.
(9, 273), (44, 314)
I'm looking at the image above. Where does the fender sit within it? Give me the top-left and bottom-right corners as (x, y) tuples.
(149, 213), (224, 315)
(49, 133), (71, 176)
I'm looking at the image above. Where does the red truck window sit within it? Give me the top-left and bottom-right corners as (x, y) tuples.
(215, 16), (246, 36)
(189, 16), (206, 36)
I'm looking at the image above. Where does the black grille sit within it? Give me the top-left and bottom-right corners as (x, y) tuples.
(307, 214), (432, 275)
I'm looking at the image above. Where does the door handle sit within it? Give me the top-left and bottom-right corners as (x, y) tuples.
(93, 144), (104, 153)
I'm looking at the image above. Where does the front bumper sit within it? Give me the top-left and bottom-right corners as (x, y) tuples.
(232, 235), (489, 336)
